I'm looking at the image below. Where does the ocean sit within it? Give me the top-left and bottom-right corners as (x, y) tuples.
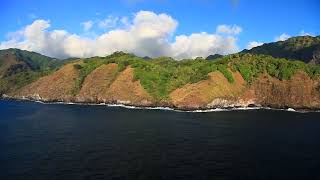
(1, 100), (320, 180)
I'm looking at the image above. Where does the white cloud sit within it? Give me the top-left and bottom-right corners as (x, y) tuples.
(171, 33), (238, 59)
(0, 11), (241, 59)
(98, 16), (119, 29)
(275, 33), (291, 41)
(81, 20), (94, 31)
(120, 17), (130, 27)
(216, 24), (242, 35)
(246, 41), (263, 50)
(299, 30), (313, 36)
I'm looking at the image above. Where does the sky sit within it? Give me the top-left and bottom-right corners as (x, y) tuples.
(0, 0), (319, 59)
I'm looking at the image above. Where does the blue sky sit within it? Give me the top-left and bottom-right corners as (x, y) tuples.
(0, 0), (319, 58)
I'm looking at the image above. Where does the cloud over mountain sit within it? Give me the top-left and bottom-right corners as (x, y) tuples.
(0, 11), (241, 59)
(275, 33), (291, 41)
(246, 41), (263, 50)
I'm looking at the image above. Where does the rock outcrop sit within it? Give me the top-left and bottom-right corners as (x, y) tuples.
(240, 71), (320, 109)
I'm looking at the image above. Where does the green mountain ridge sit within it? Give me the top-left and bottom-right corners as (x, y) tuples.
(242, 35), (320, 64)
(0, 48), (65, 93)
(0, 48), (62, 70)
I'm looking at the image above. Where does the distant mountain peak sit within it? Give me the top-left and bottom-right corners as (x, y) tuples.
(206, 54), (223, 60)
(242, 35), (320, 64)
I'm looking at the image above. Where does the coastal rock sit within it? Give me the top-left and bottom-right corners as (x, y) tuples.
(206, 98), (236, 108)
(240, 72), (320, 109)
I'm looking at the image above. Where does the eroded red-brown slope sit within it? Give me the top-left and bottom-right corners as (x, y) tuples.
(106, 66), (153, 105)
(240, 71), (320, 109)
(170, 71), (246, 109)
(14, 62), (81, 101)
(76, 63), (118, 102)
(76, 64), (153, 105)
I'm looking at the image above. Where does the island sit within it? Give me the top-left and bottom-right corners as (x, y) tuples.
(1, 35), (320, 111)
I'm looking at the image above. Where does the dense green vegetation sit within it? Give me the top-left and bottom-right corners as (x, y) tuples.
(0, 48), (63, 71)
(102, 53), (234, 99)
(242, 35), (320, 64)
(110, 52), (320, 99)
(72, 58), (106, 95)
(66, 51), (320, 100)
(225, 53), (320, 83)
(0, 70), (52, 94)
(68, 52), (233, 99)
(0, 49), (66, 94)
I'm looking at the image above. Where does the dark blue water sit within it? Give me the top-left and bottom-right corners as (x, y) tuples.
(1, 100), (320, 180)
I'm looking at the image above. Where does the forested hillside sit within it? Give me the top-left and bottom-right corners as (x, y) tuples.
(242, 36), (320, 64)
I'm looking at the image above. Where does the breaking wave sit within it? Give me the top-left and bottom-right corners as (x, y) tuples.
(24, 100), (316, 113)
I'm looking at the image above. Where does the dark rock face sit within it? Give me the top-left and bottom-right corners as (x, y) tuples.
(309, 47), (320, 64)
(240, 72), (320, 109)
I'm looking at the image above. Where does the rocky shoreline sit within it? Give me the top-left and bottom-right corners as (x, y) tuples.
(2, 94), (319, 113)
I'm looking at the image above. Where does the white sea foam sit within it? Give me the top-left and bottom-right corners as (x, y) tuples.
(5, 97), (318, 113)
(287, 108), (296, 112)
(100, 104), (305, 113)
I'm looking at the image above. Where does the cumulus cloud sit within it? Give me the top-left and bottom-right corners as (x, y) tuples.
(120, 17), (130, 27)
(246, 41), (263, 50)
(171, 33), (238, 59)
(299, 30), (313, 36)
(216, 24), (242, 35)
(0, 11), (241, 59)
(81, 20), (94, 31)
(275, 33), (291, 41)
